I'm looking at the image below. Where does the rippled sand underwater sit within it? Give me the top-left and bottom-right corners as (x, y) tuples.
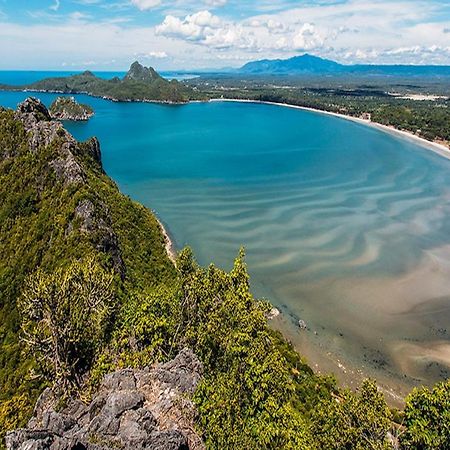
(1, 90), (449, 396)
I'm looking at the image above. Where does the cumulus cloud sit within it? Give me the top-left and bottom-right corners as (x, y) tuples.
(156, 10), (326, 53)
(156, 10), (222, 41)
(292, 23), (325, 51)
(156, 11), (260, 50)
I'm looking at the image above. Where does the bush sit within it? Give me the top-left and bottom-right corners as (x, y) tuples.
(402, 379), (450, 450)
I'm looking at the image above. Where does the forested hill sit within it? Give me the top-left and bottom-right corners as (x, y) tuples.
(0, 62), (206, 103)
(239, 53), (450, 77)
(0, 98), (449, 449)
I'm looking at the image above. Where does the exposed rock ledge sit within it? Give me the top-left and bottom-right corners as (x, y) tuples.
(6, 349), (204, 450)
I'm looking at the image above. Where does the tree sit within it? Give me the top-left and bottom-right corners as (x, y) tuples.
(178, 248), (316, 449)
(311, 379), (392, 450)
(19, 258), (115, 394)
(402, 379), (450, 450)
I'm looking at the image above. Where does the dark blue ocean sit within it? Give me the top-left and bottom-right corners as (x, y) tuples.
(2, 74), (450, 395)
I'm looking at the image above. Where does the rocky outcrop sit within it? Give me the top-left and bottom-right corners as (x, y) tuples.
(15, 97), (71, 154)
(6, 349), (204, 450)
(15, 97), (84, 183)
(84, 137), (102, 164)
(15, 97), (125, 276)
(124, 62), (162, 83)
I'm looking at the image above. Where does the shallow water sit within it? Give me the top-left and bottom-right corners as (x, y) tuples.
(2, 88), (450, 397)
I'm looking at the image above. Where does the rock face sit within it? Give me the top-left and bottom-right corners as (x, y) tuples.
(124, 62), (162, 83)
(6, 349), (204, 450)
(15, 97), (70, 155)
(49, 97), (94, 121)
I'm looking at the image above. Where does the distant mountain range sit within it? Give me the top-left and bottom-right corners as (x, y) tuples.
(238, 54), (450, 77)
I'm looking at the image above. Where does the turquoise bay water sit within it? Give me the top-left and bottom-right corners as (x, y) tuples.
(2, 88), (450, 395)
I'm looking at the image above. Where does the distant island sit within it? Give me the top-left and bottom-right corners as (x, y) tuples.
(0, 62), (207, 103)
(49, 97), (94, 121)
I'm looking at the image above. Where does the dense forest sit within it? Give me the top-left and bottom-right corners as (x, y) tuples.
(0, 99), (449, 449)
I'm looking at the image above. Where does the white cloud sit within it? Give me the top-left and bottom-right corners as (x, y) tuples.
(130, 0), (161, 11)
(50, 0), (60, 12)
(204, 0), (227, 7)
(138, 50), (169, 58)
(69, 11), (90, 21)
(155, 10), (222, 41)
(75, 0), (102, 4)
(2, 0), (450, 69)
(292, 23), (325, 51)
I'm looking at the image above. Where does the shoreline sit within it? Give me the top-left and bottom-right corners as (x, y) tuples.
(155, 216), (177, 264)
(4, 87), (448, 158)
(209, 98), (450, 159)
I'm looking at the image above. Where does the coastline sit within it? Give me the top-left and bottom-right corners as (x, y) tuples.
(209, 98), (450, 159)
(155, 216), (177, 263)
(4, 87), (448, 157)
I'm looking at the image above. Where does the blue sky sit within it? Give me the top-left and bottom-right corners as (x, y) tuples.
(0, 0), (449, 70)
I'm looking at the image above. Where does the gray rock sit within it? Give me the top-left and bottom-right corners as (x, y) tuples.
(41, 411), (76, 435)
(27, 388), (58, 429)
(147, 431), (188, 450)
(5, 430), (53, 450)
(84, 137), (101, 164)
(102, 390), (144, 418)
(15, 97), (51, 127)
(6, 350), (204, 450)
(61, 400), (89, 424)
(153, 348), (203, 395)
(101, 369), (136, 391)
(74, 200), (96, 233)
(49, 141), (85, 186)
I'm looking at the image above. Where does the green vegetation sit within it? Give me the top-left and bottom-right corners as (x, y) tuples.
(49, 96), (94, 121)
(0, 62), (207, 103)
(402, 379), (450, 449)
(0, 103), (175, 440)
(19, 258), (116, 394)
(1, 99), (450, 449)
(311, 380), (393, 450)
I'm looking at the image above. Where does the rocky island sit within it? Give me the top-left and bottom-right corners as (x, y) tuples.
(0, 62), (206, 103)
(49, 97), (94, 121)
